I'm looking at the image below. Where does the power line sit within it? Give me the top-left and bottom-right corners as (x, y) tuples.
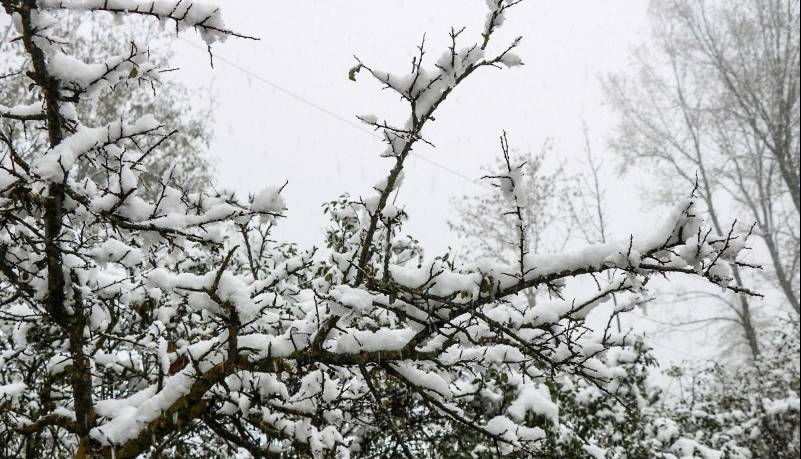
(178, 37), (492, 191)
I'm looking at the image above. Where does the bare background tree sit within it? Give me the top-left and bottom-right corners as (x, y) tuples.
(605, 0), (800, 358)
(450, 124), (633, 333)
(448, 138), (569, 306)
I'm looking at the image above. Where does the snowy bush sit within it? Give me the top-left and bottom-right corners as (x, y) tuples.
(657, 320), (800, 459)
(0, 1), (761, 457)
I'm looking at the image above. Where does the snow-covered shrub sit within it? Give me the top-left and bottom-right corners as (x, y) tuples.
(657, 320), (800, 458)
(0, 1), (760, 457)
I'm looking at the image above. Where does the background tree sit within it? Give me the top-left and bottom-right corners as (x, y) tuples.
(448, 137), (568, 306)
(564, 122), (633, 333)
(605, 0), (800, 358)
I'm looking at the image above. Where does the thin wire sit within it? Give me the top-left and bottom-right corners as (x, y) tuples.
(179, 37), (492, 191)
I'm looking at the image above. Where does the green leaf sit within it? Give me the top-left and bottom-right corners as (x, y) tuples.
(480, 278), (492, 294)
(348, 64), (362, 82)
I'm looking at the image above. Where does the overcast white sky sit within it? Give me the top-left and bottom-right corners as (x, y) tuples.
(166, 0), (724, 363)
